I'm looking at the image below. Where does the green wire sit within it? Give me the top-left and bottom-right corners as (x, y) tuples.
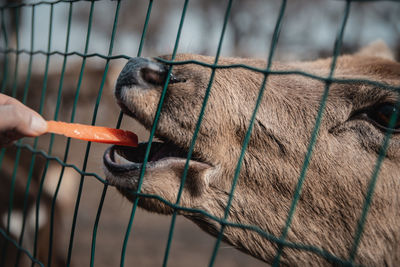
(0, 6), (21, 267)
(0, 48), (130, 61)
(47, 4), (73, 266)
(272, 2), (351, 266)
(32, 1), (75, 265)
(114, 0), (155, 264)
(88, 1), (121, 266)
(16, 143), (107, 182)
(119, 1), (189, 267)
(208, 1), (286, 266)
(115, 0), (153, 130)
(1, 1), (36, 264)
(1, 44), (398, 92)
(65, 1), (97, 266)
(120, 184), (353, 265)
(136, 1), (153, 59)
(89, 184), (108, 267)
(348, 102), (400, 262)
(0, 228), (44, 267)
(21, 5), (35, 104)
(1, 146), (21, 267)
(0, 8), (9, 94)
(0, 8), (8, 174)
(46, 1), (95, 264)
(15, 4), (51, 267)
(9, 7), (20, 99)
(162, 1), (233, 266)
(0, 7), (9, 172)
(0, 149), (5, 169)
(119, 1), (189, 266)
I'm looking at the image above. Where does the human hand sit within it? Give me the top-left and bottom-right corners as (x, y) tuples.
(0, 94), (47, 147)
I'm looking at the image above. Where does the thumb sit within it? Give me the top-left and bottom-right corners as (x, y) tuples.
(0, 104), (47, 137)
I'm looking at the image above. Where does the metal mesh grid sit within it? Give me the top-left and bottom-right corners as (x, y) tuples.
(0, 0), (399, 266)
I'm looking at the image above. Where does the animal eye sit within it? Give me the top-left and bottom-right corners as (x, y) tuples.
(368, 103), (400, 131)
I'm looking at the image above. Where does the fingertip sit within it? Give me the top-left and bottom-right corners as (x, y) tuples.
(30, 115), (48, 135)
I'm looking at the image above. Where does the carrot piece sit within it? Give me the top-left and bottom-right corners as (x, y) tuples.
(46, 120), (138, 147)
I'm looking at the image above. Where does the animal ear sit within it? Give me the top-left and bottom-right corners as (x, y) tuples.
(356, 40), (395, 61)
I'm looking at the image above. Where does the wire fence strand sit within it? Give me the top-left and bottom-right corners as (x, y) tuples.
(272, 1), (351, 265)
(0, 6), (21, 267)
(120, 1), (189, 266)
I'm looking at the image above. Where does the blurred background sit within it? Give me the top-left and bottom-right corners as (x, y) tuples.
(0, 0), (399, 266)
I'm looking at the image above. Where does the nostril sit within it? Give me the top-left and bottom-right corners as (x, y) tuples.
(141, 67), (186, 85)
(141, 67), (167, 85)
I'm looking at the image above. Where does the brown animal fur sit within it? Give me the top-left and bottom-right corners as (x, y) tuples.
(104, 41), (400, 266)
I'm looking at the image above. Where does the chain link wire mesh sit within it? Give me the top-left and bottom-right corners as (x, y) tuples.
(0, 0), (399, 266)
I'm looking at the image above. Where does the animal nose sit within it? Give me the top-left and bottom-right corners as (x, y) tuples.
(115, 57), (167, 95)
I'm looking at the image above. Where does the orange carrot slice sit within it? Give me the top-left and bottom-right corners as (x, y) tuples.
(46, 120), (138, 147)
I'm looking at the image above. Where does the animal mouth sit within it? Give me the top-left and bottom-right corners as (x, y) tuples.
(103, 56), (212, 179)
(103, 140), (211, 174)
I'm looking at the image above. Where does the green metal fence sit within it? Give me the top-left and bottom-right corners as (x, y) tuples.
(0, 0), (399, 266)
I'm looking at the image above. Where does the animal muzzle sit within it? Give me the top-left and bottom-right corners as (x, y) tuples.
(115, 57), (168, 98)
